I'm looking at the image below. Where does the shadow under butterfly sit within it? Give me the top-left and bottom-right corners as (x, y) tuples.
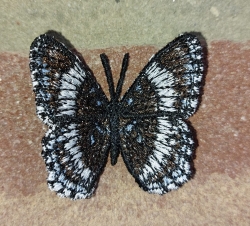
(29, 33), (204, 199)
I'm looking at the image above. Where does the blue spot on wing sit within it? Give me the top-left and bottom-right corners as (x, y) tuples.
(127, 98), (133, 105)
(42, 68), (50, 74)
(126, 124), (133, 132)
(90, 135), (95, 145)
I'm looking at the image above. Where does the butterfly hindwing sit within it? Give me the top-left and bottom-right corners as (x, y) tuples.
(42, 119), (110, 199)
(120, 116), (194, 194)
(120, 34), (203, 194)
(30, 34), (110, 199)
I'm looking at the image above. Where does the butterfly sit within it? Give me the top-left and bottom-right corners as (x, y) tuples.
(29, 33), (204, 199)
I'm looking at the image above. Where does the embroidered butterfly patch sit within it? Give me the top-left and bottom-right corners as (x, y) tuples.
(29, 33), (204, 199)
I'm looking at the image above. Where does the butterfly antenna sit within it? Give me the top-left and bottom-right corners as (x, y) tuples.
(115, 53), (129, 101)
(100, 53), (115, 100)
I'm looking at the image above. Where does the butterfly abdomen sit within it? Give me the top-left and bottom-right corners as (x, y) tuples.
(108, 101), (121, 166)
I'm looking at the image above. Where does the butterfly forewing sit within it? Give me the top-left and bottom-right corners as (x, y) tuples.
(119, 34), (203, 194)
(30, 34), (109, 125)
(30, 34), (110, 199)
(120, 34), (203, 118)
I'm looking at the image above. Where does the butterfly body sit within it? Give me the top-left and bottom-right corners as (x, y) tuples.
(30, 33), (204, 199)
(107, 100), (122, 166)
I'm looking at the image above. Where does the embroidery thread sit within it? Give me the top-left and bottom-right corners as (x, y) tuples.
(29, 33), (204, 199)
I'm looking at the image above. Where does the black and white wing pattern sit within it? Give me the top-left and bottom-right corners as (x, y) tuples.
(30, 33), (204, 199)
(30, 35), (110, 199)
(120, 34), (203, 194)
